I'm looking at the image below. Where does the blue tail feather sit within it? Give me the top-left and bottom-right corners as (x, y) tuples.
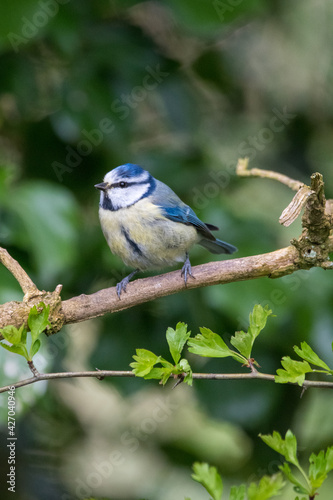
(199, 238), (237, 255)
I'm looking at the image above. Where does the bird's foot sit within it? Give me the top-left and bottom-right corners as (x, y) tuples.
(116, 270), (139, 298)
(181, 254), (195, 285)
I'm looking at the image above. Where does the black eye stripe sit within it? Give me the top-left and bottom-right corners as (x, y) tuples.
(111, 180), (150, 189)
(111, 181), (127, 188)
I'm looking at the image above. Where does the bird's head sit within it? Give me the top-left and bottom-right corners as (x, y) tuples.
(95, 163), (155, 210)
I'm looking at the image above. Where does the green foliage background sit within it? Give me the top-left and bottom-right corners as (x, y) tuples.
(0, 1), (333, 498)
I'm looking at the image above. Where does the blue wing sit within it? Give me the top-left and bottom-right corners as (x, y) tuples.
(161, 205), (216, 241)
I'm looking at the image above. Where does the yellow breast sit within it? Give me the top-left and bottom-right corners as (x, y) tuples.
(99, 198), (198, 270)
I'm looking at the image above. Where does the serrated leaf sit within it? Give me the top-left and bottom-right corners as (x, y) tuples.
(324, 446), (333, 472)
(192, 462), (223, 500)
(229, 484), (246, 500)
(159, 358), (175, 369)
(184, 371), (193, 386)
(279, 463), (306, 492)
(294, 342), (331, 371)
(275, 357), (312, 386)
(247, 473), (285, 500)
(28, 303), (51, 342)
(284, 430), (299, 465)
(230, 330), (252, 360)
(0, 342), (29, 360)
(21, 325), (27, 345)
(179, 358), (191, 372)
(260, 430), (299, 466)
(188, 328), (239, 360)
(130, 349), (161, 377)
(0, 325), (23, 345)
(309, 447), (333, 489)
(230, 304), (272, 359)
(249, 304), (273, 338)
(166, 322), (190, 364)
(30, 339), (41, 359)
(144, 367), (173, 385)
(179, 358), (193, 386)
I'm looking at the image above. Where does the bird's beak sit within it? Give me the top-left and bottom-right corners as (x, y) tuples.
(94, 182), (108, 191)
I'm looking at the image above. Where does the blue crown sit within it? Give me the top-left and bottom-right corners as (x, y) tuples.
(116, 163), (145, 178)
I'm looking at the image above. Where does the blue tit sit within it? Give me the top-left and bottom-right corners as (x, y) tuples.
(95, 163), (237, 297)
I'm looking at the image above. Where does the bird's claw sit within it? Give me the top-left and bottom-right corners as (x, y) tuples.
(181, 254), (195, 285)
(116, 278), (128, 298)
(116, 269), (139, 299)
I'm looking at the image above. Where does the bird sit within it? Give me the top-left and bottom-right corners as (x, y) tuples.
(95, 163), (237, 298)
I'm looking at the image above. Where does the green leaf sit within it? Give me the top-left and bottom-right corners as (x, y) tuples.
(275, 357), (312, 386)
(191, 462), (223, 500)
(260, 430), (299, 466)
(0, 324), (24, 345)
(230, 330), (252, 360)
(324, 447), (333, 472)
(29, 339), (41, 359)
(229, 484), (246, 500)
(179, 358), (192, 373)
(279, 463), (308, 493)
(249, 304), (273, 337)
(230, 304), (273, 359)
(166, 322), (191, 364)
(188, 328), (241, 361)
(0, 342), (29, 360)
(130, 349), (161, 377)
(21, 326), (27, 345)
(144, 367), (173, 385)
(247, 473), (285, 500)
(309, 447), (333, 489)
(28, 303), (51, 342)
(293, 342), (331, 371)
(159, 358), (174, 369)
(179, 358), (193, 386)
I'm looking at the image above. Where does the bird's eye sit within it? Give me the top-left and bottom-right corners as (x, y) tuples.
(119, 181), (127, 188)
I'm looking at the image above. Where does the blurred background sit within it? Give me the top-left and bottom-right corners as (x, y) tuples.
(0, 0), (333, 498)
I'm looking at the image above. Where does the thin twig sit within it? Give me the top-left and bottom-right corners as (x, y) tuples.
(236, 157), (304, 191)
(0, 247), (39, 296)
(1, 369), (333, 394)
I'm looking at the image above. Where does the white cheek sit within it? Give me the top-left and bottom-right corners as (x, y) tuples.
(110, 184), (149, 209)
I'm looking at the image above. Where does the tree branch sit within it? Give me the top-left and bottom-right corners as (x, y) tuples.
(1, 368), (332, 394)
(236, 157), (304, 191)
(1, 163), (333, 393)
(0, 247), (39, 297)
(58, 244), (318, 325)
(1, 162), (333, 335)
